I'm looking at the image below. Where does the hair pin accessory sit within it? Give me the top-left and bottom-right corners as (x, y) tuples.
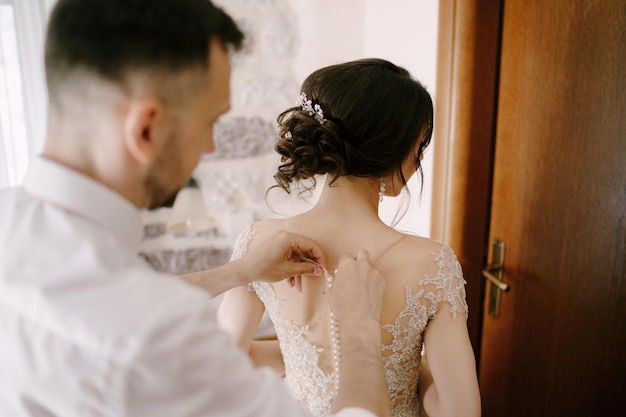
(297, 92), (326, 124)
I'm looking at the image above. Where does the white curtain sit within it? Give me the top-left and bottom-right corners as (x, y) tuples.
(0, 0), (48, 189)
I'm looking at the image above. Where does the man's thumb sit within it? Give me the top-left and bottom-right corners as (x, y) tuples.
(289, 261), (323, 277)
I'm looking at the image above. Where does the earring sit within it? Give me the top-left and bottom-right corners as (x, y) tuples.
(379, 178), (386, 202)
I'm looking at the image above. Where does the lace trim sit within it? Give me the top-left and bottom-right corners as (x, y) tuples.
(381, 287), (427, 413)
(230, 223), (255, 262)
(251, 281), (337, 416)
(381, 245), (468, 415)
(419, 245), (469, 320)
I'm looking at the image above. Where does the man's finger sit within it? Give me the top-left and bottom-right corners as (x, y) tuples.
(293, 275), (303, 292)
(293, 235), (328, 269)
(287, 261), (323, 278)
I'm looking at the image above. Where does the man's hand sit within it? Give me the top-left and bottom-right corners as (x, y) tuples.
(179, 230), (326, 296)
(240, 230), (328, 285)
(326, 249), (391, 417)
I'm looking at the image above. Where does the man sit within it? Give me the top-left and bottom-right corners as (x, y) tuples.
(0, 0), (391, 416)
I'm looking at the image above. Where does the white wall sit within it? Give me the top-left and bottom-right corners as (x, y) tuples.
(289, 0), (439, 237)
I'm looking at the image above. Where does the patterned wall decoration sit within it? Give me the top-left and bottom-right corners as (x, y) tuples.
(197, 0), (303, 223)
(205, 0), (300, 160)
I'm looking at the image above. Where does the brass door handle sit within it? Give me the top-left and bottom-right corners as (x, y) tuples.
(482, 267), (510, 292)
(484, 239), (510, 317)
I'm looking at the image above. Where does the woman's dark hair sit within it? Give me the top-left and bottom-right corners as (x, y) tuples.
(45, 0), (244, 94)
(273, 58), (433, 197)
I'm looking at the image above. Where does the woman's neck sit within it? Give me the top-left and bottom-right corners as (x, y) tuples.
(311, 175), (381, 221)
(287, 175), (397, 269)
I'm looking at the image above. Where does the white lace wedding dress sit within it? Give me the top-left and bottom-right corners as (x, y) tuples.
(231, 225), (469, 417)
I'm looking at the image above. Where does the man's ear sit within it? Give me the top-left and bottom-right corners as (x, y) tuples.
(122, 98), (165, 166)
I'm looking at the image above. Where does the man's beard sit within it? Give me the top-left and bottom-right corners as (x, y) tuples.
(157, 192), (179, 209)
(144, 136), (186, 210)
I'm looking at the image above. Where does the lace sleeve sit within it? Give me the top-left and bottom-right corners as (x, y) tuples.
(419, 244), (469, 320)
(229, 224), (255, 262)
(230, 224), (263, 293)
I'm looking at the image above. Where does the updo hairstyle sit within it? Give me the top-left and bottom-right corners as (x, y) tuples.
(273, 58), (433, 194)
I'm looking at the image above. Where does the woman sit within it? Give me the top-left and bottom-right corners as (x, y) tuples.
(217, 59), (481, 417)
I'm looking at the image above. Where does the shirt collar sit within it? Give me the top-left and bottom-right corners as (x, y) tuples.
(22, 157), (143, 253)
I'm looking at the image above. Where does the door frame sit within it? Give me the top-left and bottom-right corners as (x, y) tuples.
(430, 0), (503, 360)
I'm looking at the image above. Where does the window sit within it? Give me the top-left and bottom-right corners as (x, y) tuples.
(0, 5), (28, 188)
(0, 0), (48, 189)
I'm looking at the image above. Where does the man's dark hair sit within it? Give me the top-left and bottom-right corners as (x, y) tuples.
(45, 0), (244, 95)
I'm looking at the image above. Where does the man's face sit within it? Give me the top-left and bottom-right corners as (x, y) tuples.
(145, 40), (231, 209)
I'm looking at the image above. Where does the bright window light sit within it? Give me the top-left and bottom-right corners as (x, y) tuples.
(0, 4), (30, 188)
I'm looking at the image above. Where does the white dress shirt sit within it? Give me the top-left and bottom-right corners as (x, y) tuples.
(0, 157), (375, 417)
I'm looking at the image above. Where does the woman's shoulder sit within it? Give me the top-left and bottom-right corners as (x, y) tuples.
(246, 218), (286, 244)
(384, 234), (464, 284)
(390, 235), (468, 318)
(231, 218), (287, 253)
(395, 234), (458, 263)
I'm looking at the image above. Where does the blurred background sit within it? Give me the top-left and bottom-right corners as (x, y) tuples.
(0, 0), (439, 245)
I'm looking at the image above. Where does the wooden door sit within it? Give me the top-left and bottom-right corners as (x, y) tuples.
(479, 1), (626, 415)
